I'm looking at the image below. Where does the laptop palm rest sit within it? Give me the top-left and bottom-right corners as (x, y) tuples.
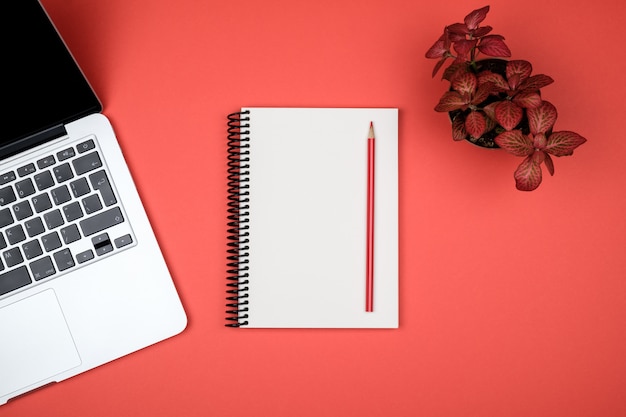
(0, 289), (81, 400)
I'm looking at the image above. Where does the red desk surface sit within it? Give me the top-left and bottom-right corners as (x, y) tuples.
(7, 0), (626, 416)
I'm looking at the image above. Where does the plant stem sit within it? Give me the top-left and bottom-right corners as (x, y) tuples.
(469, 34), (476, 63)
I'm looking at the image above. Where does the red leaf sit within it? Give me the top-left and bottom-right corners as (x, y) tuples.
(452, 72), (477, 95)
(484, 113), (497, 134)
(447, 23), (470, 36)
(477, 70), (508, 90)
(442, 62), (466, 82)
(544, 153), (555, 176)
(442, 31), (452, 49)
(473, 26), (493, 37)
(453, 39), (477, 61)
(471, 82), (494, 105)
(495, 130), (534, 157)
(477, 35), (511, 57)
(519, 74), (554, 91)
(507, 73), (521, 91)
(512, 91), (542, 109)
(514, 154), (543, 191)
(527, 101), (557, 135)
(431, 57), (448, 78)
(533, 133), (547, 149)
(434, 91), (467, 112)
(449, 33), (467, 43)
(495, 101), (523, 131)
(483, 102), (498, 121)
(451, 115), (467, 141)
(545, 131), (587, 156)
(506, 60), (532, 83)
(532, 149), (546, 165)
(465, 111), (487, 138)
(464, 6), (490, 30)
(426, 39), (447, 59)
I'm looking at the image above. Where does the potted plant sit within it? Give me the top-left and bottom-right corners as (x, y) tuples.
(425, 5), (586, 191)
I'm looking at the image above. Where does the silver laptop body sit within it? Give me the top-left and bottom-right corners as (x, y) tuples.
(0, 1), (187, 404)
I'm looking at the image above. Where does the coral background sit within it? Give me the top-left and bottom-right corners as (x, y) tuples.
(7, 0), (626, 416)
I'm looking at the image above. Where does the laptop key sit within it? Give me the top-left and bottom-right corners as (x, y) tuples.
(12, 200), (33, 221)
(57, 147), (76, 161)
(73, 151), (102, 175)
(77, 139), (95, 153)
(30, 256), (56, 281)
(0, 266), (31, 296)
(114, 234), (133, 249)
(0, 208), (14, 228)
(79, 207), (124, 236)
(23, 240), (44, 260)
(82, 194), (103, 214)
(41, 232), (62, 252)
(25, 217), (46, 237)
(70, 178), (91, 198)
(76, 249), (94, 264)
(92, 233), (113, 256)
(15, 179), (36, 198)
(0, 186), (17, 206)
(51, 185), (72, 205)
(63, 202), (83, 222)
(60, 224), (81, 244)
(0, 171), (16, 185)
(34, 170), (55, 191)
(32, 193), (53, 213)
(3, 247), (24, 268)
(17, 163), (36, 177)
(54, 163), (74, 183)
(44, 209), (64, 229)
(6, 224), (26, 245)
(53, 248), (74, 271)
(37, 155), (56, 169)
(89, 170), (116, 206)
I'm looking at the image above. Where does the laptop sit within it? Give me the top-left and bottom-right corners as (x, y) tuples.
(0, 1), (187, 405)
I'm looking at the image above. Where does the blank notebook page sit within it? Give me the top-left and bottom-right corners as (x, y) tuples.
(240, 107), (398, 328)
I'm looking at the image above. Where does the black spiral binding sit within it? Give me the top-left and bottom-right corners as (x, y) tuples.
(226, 111), (251, 327)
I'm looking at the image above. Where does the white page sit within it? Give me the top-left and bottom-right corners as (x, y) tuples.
(239, 108), (398, 328)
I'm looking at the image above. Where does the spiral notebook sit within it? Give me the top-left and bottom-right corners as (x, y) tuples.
(226, 108), (398, 328)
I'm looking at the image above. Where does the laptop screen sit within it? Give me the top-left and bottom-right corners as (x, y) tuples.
(1, 1), (102, 158)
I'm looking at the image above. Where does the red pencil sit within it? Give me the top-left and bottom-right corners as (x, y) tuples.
(366, 122), (375, 312)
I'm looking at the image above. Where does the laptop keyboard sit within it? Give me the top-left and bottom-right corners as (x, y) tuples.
(0, 136), (135, 298)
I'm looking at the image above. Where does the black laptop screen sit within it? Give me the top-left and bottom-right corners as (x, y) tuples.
(1, 1), (102, 158)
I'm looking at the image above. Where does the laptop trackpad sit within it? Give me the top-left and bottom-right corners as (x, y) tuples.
(0, 289), (81, 399)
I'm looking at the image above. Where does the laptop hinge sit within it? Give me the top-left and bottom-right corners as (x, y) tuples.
(0, 124), (67, 160)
